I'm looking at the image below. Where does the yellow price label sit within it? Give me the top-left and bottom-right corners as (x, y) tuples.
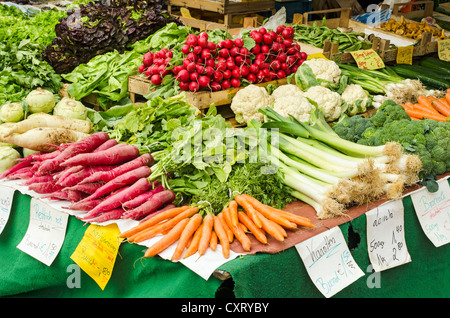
(307, 53), (329, 60)
(350, 49), (385, 70)
(71, 223), (123, 290)
(438, 39), (450, 62)
(396, 46), (414, 65)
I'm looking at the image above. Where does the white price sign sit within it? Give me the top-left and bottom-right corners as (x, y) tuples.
(0, 185), (15, 235)
(366, 200), (411, 272)
(295, 226), (364, 298)
(17, 198), (69, 266)
(410, 179), (450, 247)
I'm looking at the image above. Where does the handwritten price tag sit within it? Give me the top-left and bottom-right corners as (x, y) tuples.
(295, 226), (364, 298)
(17, 198), (69, 266)
(0, 185), (15, 235)
(71, 223), (123, 290)
(350, 49), (385, 70)
(366, 200), (411, 272)
(410, 178), (450, 247)
(438, 39), (450, 62)
(396, 45), (413, 65)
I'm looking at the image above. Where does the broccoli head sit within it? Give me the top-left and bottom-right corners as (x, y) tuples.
(332, 114), (374, 143)
(368, 100), (411, 127)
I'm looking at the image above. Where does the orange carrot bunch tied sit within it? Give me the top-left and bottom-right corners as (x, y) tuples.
(118, 194), (314, 260)
(401, 93), (450, 122)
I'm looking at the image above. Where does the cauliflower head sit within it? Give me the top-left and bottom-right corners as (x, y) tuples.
(272, 95), (315, 122)
(303, 86), (342, 122)
(341, 84), (370, 116)
(302, 58), (341, 83)
(271, 84), (303, 100)
(231, 85), (273, 124)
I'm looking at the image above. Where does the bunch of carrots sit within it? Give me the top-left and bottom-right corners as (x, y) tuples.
(401, 90), (450, 122)
(119, 193), (314, 260)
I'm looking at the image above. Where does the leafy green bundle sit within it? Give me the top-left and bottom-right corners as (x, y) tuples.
(43, 0), (182, 74)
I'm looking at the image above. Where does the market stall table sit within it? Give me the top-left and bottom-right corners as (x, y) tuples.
(1, 178), (448, 298)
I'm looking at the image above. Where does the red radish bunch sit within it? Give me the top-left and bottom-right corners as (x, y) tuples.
(138, 26), (307, 93)
(139, 48), (173, 85)
(0, 133), (176, 224)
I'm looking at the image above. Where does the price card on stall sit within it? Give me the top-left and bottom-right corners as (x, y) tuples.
(438, 39), (450, 62)
(410, 178), (450, 247)
(350, 49), (385, 70)
(71, 223), (123, 290)
(17, 198), (69, 266)
(295, 226), (364, 298)
(0, 185), (15, 235)
(396, 45), (414, 65)
(366, 200), (411, 272)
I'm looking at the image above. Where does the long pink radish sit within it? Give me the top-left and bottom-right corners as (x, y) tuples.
(42, 191), (70, 201)
(6, 166), (34, 179)
(37, 132), (110, 175)
(122, 183), (164, 210)
(80, 153), (154, 184)
(92, 138), (118, 153)
(67, 190), (87, 202)
(81, 165), (152, 202)
(64, 198), (104, 211)
(64, 182), (106, 194)
(0, 159), (33, 179)
(138, 203), (176, 223)
(55, 165), (84, 185)
(60, 143), (139, 167)
(79, 178), (151, 220)
(24, 174), (55, 185)
(28, 181), (65, 194)
(58, 165), (118, 187)
(121, 190), (176, 220)
(83, 208), (125, 224)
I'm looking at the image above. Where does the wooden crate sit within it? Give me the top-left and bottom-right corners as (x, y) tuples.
(293, 5), (439, 64)
(128, 74), (288, 113)
(168, 0), (275, 33)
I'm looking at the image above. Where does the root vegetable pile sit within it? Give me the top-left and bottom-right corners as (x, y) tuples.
(119, 194), (314, 260)
(0, 132), (177, 223)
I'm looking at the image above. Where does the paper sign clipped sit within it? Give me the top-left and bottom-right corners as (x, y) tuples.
(438, 39), (450, 62)
(410, 179), (450, 247)
(396, 46), (413, 65)
(295, 226), (364, 298)
(71, 223), (123, 290)
(350, 49), (385, 69)
(17, 198), (69, 266)
(366, 200), (411, 272)
(0, 185), (15, 235)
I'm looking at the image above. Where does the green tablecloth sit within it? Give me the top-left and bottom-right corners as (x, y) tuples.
(1, 186), (449, 298)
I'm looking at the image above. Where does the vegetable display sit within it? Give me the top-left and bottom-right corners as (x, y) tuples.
(43, 0), (182, 74)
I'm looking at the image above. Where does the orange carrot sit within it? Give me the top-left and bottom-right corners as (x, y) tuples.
(144, 218), (189, 258)
(417, 95), (440, 114)
(404, 102), (414, 110)
(405, 108), (447, 122)
(228, 200), (239, 227)
(172, 213), (203, 261)
(433, 98), (450, 117)
(119, 205), (190, 238)
(238, 211), (268, 244)
(255, 211), (285, 242)
(446, 90), (450, 106)
(209, 230), (217, 251)
(218, 210), (234, 243)
(241, 194), (314, 228)
(131, 207), (200, 243)
(412, 103), (443, 116)
(238, 222), (248, 233)
(214, 215), (230, 258)
(223, 206), (251, 251)
(240, 194), (297, 230)
(235, 194), (262, 228)
(410, 117), (421, 120)
(198, 213), (214, 256)
(184, 224), (203, 259)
